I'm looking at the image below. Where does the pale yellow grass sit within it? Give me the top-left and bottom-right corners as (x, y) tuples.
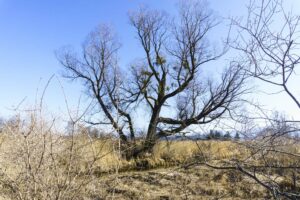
(72, 137), (247, 171)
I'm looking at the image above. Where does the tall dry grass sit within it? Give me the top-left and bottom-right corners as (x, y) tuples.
(0, 114), (299, 199)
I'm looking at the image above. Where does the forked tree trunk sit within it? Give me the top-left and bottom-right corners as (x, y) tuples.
(123, 106), (162, 159)
(123, 130), (159, 159)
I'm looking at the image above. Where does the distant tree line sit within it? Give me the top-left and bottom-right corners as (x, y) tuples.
(205, 130), (240, 140)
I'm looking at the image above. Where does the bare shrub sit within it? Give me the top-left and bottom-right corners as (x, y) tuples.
(0, 107), (110, 199)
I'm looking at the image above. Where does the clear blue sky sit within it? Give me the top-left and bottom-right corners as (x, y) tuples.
(0, 0), (299, 121)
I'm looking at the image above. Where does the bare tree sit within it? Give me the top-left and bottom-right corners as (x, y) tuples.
(232, 0), (300, 109)
(225, 0), (300, 198)
(57, 1), (247, 158)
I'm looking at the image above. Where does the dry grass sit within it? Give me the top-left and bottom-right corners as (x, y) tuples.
(61, 138), (247, 172)
(0, 125), (299, 199)
(93, 165), (269, 199)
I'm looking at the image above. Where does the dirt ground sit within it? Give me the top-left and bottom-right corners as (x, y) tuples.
(93, 166), (268, 200)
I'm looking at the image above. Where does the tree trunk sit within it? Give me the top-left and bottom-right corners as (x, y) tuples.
(123, 106), (162, 159)
(144, 105), (162, 152)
